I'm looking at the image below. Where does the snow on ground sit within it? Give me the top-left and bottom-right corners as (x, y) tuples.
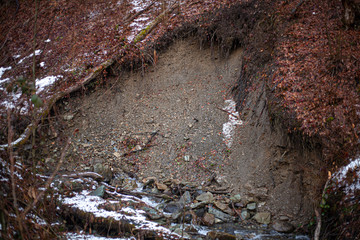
(66, 232), (134, 240)
(36, 75), (62, 93)
(222, 99), (242, 148)
(0, 66), (11, 79)
(62, 190), (175, 236)
(18, 50), (42, 64)
(127, 1), (153, 42)
(334, 157), (360, 194)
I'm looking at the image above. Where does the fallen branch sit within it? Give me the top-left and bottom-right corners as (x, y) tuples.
(62, 172), (104, 181)
(104, 183), (173, 201)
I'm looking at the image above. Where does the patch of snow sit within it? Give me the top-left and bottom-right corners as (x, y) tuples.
(18, 50), (42, 64)
(334, 158), (360, 193)
(0, 130), (27, 150)
(44, 39), (51, 43)
(0, 91), (23, 112)
(222, 99), (242, 148)
(63, 190), (173, 235)
(13, 55), (21, 58)
(0, 78), (10, 85)
(67, 232), (134, 239)
(0, 66), (11, 79)
(40, 62), (45, 67)
(36, 75), (62, 93)
(27, 214), (47, 225)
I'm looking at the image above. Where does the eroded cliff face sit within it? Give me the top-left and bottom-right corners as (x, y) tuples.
(48, 38), (323, 231)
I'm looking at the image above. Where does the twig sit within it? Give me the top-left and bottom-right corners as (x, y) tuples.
(314, 171), (331, 240)
(123, 130), (159, 156)
(7, 109), (24, 239)
(291, 0), (306, 17)
(62, 172), (104, 181)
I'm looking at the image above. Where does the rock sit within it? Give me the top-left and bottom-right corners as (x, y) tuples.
(171, 211), (182, 221)
(215, 175), (228, 186)
(214, 201), (232, 215)
(113, 152), (121, 158)
(240, 209), (251, 220)
(163, 202), (183, 214)
(89, 185), (105, 197)
(195, 208), (206, 217)
(155, 182), (168, 191)
(272, 221), (295, 233)
(279, 215), (290, 221)
(184, 155), (190, 162)
(196, 192), (214, 203)
(208, 206), (235, 222)
(135, 145), (142, 151)
(173, 228), (191, 239)
(93, 163), (113, 182)
(179, 191), (192, 205)
(142, 206), (163, 220)
(122, 179), (138, 190)
(190, 201), (207, 209)
(142, 177), (156, 188)
(63, 113), (74, 121)
(202, 212), (215, 226)
(253, 212), (271, 225)
(230, 194), (241, 203)
(246, 202), (257, 210)
(206, 231), (236, 240)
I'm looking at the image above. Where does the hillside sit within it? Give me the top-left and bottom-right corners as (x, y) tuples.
(0, 0), (359, 239)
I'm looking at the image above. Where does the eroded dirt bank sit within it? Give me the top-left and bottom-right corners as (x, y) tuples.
(47, 38), (322, 230)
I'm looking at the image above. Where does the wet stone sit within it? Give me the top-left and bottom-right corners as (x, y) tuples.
(163, 202), (183, 214)
(253, 212), (271, 225)
(247, 202), (257, 211)
(89, 185), (105, 198)
(179, 191), (192, 205)
(208, 206), (235, 222)
(230, 194), (241, 203)
(196, 192), (214, 203)
(202, 212), (215, 226)
(214, 201), (232, 215)
(272, 220), (295, 233)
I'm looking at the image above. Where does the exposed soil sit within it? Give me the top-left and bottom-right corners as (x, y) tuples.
(46, 38), (322, 228)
